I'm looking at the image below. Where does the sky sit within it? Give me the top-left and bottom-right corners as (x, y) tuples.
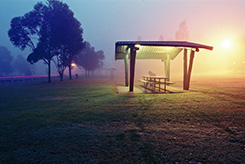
(1, 0), (245, 76)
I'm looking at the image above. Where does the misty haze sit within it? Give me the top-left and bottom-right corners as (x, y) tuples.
(0, 0), (244, 163)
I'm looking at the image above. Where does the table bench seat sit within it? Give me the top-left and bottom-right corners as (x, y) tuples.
(159, 81), (174, 85)
(138, 79), (154, 84)
(139, 75), (169, 93)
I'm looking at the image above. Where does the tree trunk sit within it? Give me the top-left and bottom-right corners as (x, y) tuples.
(69, 65), (72, 80)
(48, 60), (51, 83)
(60, 73), (63, 81)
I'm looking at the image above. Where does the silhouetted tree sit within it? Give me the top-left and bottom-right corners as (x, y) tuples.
(75, 42), (104, 76)
(27, 40), (55, 82)
(174, 20), (190, 72)
(54, 50), (68, 81)
(159, 35), (164, 41)
(175, 20), (189, 40)
(14, 55), (32, 76)
(8, 0), (84, 82)
(137, 36), (142, 41)
(0, 46), (13, 76)
(46, 0), (84, 80)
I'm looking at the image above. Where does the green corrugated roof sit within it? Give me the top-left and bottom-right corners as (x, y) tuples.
(115, 41), (213, 60)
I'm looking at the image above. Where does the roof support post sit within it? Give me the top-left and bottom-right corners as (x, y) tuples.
(124, 53), (129, 86)
(186, 50), (195, 90)
(183, 49), (188, 90)
(164, 54), (170, 82)
(129, 46), (138, 92)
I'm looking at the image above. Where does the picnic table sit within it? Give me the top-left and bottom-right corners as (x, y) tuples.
(139, 75), (168, 93)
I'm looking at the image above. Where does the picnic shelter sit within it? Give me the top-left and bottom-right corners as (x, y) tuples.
(115, 41), (213, 92)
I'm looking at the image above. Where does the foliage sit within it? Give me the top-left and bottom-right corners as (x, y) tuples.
(14, 55), (33, 76)
(175, 20), (189, 40)
(54, 51), (68, 81)
(75, 42), (104, 76)
(8, 0), (84, 82)
(45, 0), (84, 80)
(0, 46), (13, 76)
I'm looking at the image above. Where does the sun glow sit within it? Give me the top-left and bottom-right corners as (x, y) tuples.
(221, 39), (233, 50)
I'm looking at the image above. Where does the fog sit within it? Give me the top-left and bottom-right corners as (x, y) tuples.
(1, 0), (245, 77)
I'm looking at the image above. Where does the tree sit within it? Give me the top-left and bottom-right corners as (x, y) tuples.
(175, 20), (189, 40)
(75, 42), (105, 76)
(9, 1), (53, 82)
(159, 35), (164, 41)
(47, 1), (84, 80)
(54, 50), (68, 81)
(8, 0), (84, 82)
(14, 55), (33, 76)
(0, 46), (14, 76)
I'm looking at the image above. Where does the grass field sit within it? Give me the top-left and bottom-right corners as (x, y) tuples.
(0, 76), (244, 163)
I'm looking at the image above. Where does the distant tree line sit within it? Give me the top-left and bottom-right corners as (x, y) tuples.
(7, 0), (104, 82)
(0, 46), (13, 76)
(74, 42), (104, 76)
(0, 46), (33, 76)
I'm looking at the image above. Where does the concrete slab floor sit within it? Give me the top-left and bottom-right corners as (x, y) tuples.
(116, 85), (187, 94)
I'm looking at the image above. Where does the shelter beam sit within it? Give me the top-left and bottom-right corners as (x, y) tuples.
(183, 49), (188, 90)
(129, 46), (138, 92)
(164, 54), (170, 81)
(124, 53), (129, 86)
(186, 50), (195, 90)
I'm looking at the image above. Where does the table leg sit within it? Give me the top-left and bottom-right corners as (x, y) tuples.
(159, 79), (160, 92)
(164, 78), (166, 92)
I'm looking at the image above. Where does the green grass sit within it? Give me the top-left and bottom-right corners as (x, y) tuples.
(0, 77), (244, 163)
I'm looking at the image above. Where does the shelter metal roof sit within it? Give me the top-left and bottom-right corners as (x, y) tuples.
(115, 41), (213, 61)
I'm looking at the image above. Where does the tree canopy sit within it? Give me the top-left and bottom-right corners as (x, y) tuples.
(14, 55), (33, 76)
(74, 42), (105, 76)
(8, 0), (84, 82)
(175, 20), (189, 40)
(0, 46), (13, 76)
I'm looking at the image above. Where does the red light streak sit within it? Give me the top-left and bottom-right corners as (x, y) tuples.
(0, 74), (59, 79)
